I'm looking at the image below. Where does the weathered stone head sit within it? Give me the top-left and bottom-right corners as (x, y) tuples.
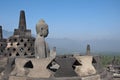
(36, 19), (49, 38)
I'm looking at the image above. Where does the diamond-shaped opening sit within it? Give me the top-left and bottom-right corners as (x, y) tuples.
(92, 58), (98, 69)
(9, 53), (12, 56)
(72, 60), (82, 69)
(27, 39), (30, 42)
(92, 58), (97, 63)
(24, 61), (33, 68)
(31, 53), (34, 55)
(28, 48), (30, 51)
(17, 43), (20, 46)
(14, 38), (17, 42)
(1, 50), (3, 52)
(0, 44), (3, 46)
(20, 39), (24, 42)
(24, 43), (27, 47)
(16, 52), (20, 56)
(7, 48), (10, 51)
(10, 43), (13, 46)
(47, 60), (60, 72)
(24, 52), (27, 56)
(13, 48), (16, 52)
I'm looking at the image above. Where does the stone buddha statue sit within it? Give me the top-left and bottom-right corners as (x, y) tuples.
(34, 19), (50, 58)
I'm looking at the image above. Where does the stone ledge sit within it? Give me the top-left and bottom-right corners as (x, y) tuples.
(9, 76), (81, 80)
(81, 74), (101, 80)
(9, 74), (101, 80)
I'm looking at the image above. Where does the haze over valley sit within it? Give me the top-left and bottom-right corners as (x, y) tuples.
(3, 30), (120, 55)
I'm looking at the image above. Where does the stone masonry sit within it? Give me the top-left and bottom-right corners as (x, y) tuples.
(0, 26), (7, 55)
(6, 10), (35, 57)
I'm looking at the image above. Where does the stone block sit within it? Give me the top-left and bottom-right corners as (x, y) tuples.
(27, 58), (52, 78)
(74, 56), (96, 77)
(10, 57), (53, 78)
(9, 76), (26, 80)
(10, 58), (27, 76)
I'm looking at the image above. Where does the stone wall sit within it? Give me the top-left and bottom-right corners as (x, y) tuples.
(0, 26), (7, 55)
(6, 36), (35, 57)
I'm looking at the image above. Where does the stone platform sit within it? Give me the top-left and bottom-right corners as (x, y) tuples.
(6, 55), (101, 80)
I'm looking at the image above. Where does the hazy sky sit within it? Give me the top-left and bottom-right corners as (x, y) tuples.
(0, 0), (120, 40)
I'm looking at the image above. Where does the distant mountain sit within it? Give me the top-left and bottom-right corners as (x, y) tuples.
(46, 38), (82, 54)
(3, 30), (36, 38)
(46, 38), (120, 55)
(2, 30), (120, 55)
(3, 30), (13, 38)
